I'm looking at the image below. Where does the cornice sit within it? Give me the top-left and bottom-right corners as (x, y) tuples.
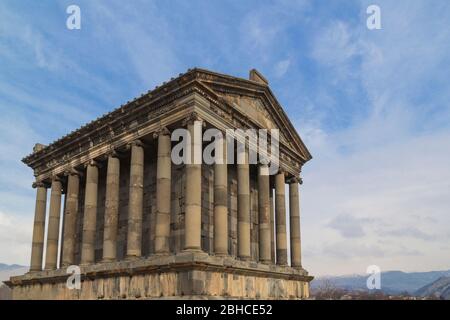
(23, 68), (311, 177)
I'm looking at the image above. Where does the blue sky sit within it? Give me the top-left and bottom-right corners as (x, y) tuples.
(0, 0), (449, 276)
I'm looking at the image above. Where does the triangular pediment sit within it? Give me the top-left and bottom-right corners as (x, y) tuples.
(219, 93), (291, 144)
(194, 69), (312, 163)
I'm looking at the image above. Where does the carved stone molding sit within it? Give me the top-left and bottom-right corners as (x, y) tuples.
(127, 139), (145, 150)
(182, 111), (202, 127)
(287, 176), (302, 185)
(64, 168), (82, 177)
(152, 126), (171, 139)
(32, 181), (50, 189)
(84, 159), (100, 168)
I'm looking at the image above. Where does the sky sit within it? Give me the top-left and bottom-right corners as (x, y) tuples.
(0, 0), (449, 276)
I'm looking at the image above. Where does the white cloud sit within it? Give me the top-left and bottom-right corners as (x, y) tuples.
(328, 214), (372, 238)
(0, 211), (32, 265)
(273, 58), (291, 78)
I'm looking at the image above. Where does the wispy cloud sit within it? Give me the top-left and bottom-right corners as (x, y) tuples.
(0, 211), (32, 265)
(328, 214), (372, 238)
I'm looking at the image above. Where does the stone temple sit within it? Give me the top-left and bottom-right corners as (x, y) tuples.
(6, 68), (313, 299)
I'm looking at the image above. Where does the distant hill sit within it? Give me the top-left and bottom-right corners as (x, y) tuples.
(0, 263), (28, 283)
(415, 276), (450, 300)
(312, 269), (450, 295)
(0, 263), (26, 271)
(0, 263), (28, 300)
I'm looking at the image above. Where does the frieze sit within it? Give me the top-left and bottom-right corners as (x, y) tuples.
(23, 69), (309, 178)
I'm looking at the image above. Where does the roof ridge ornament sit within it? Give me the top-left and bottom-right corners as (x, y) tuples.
(249, 69), (269, 85)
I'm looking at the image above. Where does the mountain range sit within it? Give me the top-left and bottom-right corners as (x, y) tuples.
(0, 263), (28, 282)
(415, 276), (450, 299)
(0, 264), (28, 300)
(311, 269), (450, 298)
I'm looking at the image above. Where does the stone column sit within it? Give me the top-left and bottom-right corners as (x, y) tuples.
(155, 128), (172, 254)
(29, 182), (48, 272)
(289, 177), (302, 268)
(258, 164), (271, 263)
(275, 171), (288, 265)
(81, 161), (99, 265)
(214, 135), (228, 256)
(237, 145), (251, 260)
(270, 186), (275, 263)
(62, 170), (80, 267)
(184, 116), (202, 251)
(102, 152), (120, 261)
(126, 140), (144, 258)
(44, 177), (62, 270)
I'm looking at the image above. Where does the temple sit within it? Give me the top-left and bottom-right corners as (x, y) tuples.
(6, 68), (313, 299)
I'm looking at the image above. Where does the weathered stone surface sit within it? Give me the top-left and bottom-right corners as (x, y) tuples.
(127, 141), (144, 258)
(7, 253), (311, 300)
(275, 172), (288, 266)
(30, 183), (47, 271)
(103, 154), (120, 261)
(81, 162), (99, 264)
(44, 178), (62, 270)
(62, 171), (80, 266)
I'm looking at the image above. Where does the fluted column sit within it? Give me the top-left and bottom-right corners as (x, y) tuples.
(275, 171), (287, 265)
(289, 177), (302, 268)
(155, 128), (172, 254)
(184, 116), (202, 251)
(258, 164), (271, 263)
(44, 177), (62, 270)
(127, 140), (144, 258)
(62, 170), (80, 267)
(270, 186), (275, 263)
(237, 145), (251, 260)
(102, 152), (120, 261)
(81, 161), (99, 264)
(29, 181), (48, 272)
(214, 134), (228, 255)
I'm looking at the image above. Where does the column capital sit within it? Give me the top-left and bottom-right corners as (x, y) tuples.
(153, 126), (171, 139)
(126, 139), (145, 149)
(276, 169), (288, 178)
(84, 159), (101, 168)
(182, 112), (203, 126)
(105, 147), (121, 159)
(63, 168), (83, 177)
(51, 175), (63, 183)
(287, 176), (303, 185)
(32, 180), (50, 189)
(258, 161), (270, 168)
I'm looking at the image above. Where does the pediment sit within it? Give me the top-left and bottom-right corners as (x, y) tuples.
(220, 93), (291, 145)
(195, 70), (312, 164)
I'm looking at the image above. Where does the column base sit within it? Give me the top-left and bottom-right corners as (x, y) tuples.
(125, 255), (142, 261)
(238, 256), (251, 261)
(182, 248), (204, 253)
